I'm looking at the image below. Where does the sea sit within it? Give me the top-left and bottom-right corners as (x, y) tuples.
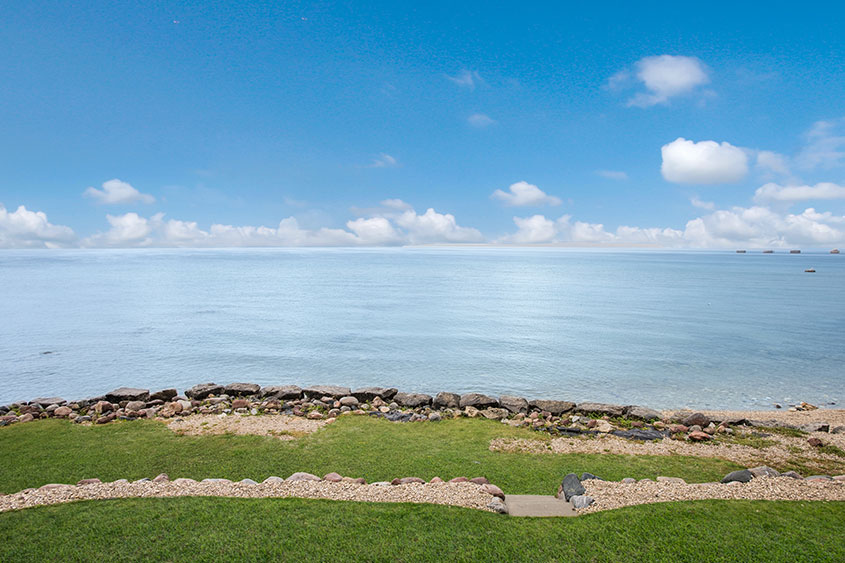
(1, 247), (842, 410)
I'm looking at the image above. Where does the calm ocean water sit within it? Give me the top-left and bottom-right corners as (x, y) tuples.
(1, 248), (842, 409)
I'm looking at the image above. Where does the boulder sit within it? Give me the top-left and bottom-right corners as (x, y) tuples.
(286, 472), (321, 482)
(569, 495), (594, 509)
(125, 401), (146, 412)
(185, 383), (224, 400)
(682, 412), (710, 427)
(749, 466), (780, 478)
(323, 472), (343, 482)
(429, 477), (444, 483)
(499, 395), (529, 414)
(830, 426), (845, 434)
(611, 429), (665, 441)
(150, 389), (177, 401)
(580, 473), (602, 481)
(688, 430), (712, 441)
(487, 497), (509, 514)
(428, 412), (442, 422)
(394, 392), (432, 408)
(105, 387), (150, 403)
(528, 399), (575, 415)
(260, 385), (302, 399)
(93, 401), (114, 414)
(153, 473), (170, 482)
(398, 477), (425, 484)
(575, 402), (625, 417)
(459, 393), (499, 409)
(303, 385), (351, 399)
(470, 477), (490, 485)
(595, 420), (614, 433)
(53, 406), (73, 418)
(224, 383), (260, 396)
(625, 405), (661, 421)
(339, 396), (359, 407)
(558, 473), (585, 501)
(433, 392), (461, 409)
(721, 469), (753, 484)
(780, 471), (803, 479)
(31, 397), (65, 407)
(480, 483), (505, 499)
(351, 387), (398, 401)
(807, 437), (823, 447)
(481, 408), (510, 420)
(801, 422), (830, 433)
(656, 476), (686, 484)
(232, 399), (250, 409)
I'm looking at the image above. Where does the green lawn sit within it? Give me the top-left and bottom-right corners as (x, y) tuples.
(1, 497), (842, 562)
(0, 416), (741, 494)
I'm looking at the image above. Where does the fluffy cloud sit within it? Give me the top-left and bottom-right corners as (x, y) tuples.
(80, 201), (481, 248)
(499, 213), (684, 246)
(611, 55), (710, 107)
(797, 118), (845, 170)
(753, 182), (845, 203)
(691, 197), (716, 210)
(446, 70), (483, 90)
(467, 113), (496, 127)
(661, 138), (749, 184)
(0, 204), (76, 248)
(83, 179), (155, 204)
(492, 181), (562, 207)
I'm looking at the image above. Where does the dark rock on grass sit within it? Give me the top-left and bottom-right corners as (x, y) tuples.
(581, 473), (602, 481)
(721, 469), (753, 484)
(224, 383), (260, 396)
(488, 497), (508, 514)
(433, 392), (461, 409)
(682, 412), (710, 427)
(575, 402), (625, 417)
(105, 387), (150, 403)
(31, 397), (66, 407)
(260, 385), (302, 400)
(554, 427), (598, 437)
(460, 393), (499, 409)
(351, 387), (398, 401)
(801, 422), (830, 433)
(383, 411), (414, 422)
(558, 473), (586, 501)
(149, 389), (177, 401)
(529, 399), (575, 415)
(625, 405), (661, 421)
(807, 437), (824, 447)
(303, 385), (351, 399)
(394, 392), (432, 408)
(611, 429), (666, 441)
(185, 383), (224, 400)
(499, 395), (529, 414)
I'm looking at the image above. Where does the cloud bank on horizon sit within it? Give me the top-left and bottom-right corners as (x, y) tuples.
(2, 3), (844, 250)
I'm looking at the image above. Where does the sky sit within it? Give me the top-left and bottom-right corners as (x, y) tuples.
(2, 1), (845, 249)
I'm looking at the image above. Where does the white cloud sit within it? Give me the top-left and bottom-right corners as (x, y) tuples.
(753, 182), (845, 204)
(83, 179), (155, 204)
(395, 208), (483, 244)
(755, 151), (790, 176)
(499, 215), (557, 243)
(0, 204), (76, 248)
(596, 170), (628, 180)
(661, 138), (749, 184)
(613, 55), (710, 107)
(446, 70), (483, 90)
(691, 197), (716, 210)
(796, 118), (845, 170)
(467, 113), (496, 127)
(369, 153), (399, 168)
(380, 198), (413, 210)
(491, 181), (562, 207)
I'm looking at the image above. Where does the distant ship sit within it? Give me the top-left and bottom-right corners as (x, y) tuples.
(832, 249), (841, 254)
(805, 268), (816, 273)
(736, 250), (746, 253)
(790, 250), (801, 254)
(762, 250), (774, 254)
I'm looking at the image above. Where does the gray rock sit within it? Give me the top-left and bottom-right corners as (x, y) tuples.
(780, 471), (803, 479)
(31, 397), (65, 407)
(831, 426), (845, 434)
(499, 395), (529, 414)
(460, 393), (499, 409)
(105, 387), (150, 403)
(801, 422), (830, 433)
(749, 466), (780, 478)
(558, 473), (586, 501)
(721, 469), (753, 484)
(185, 383), (224, 400)
(263, 476), (285, 484)
(286, 472), (321, 482)
(149, 389), (177, 401)
(428, 412), (442, 422)
(529, 399), (575, 415)
(611, 429), (665, 441)
(575, 402), (625, 417)
(394, 392), (432, 408)
(303, 385), (351, 399)
(682, 412), (711, 427)
(224, 383), (261, 396)
(125, 401), (146, 412)
(481, 408), (510, 420)
(580, 472), (602, 481)
(432, 392), (460, 409)
(339, 396), (359, 407)
(351, 387), (398, 401)
(74, 415), (92, 423)
(625, 405), (661, 421)
(570, 495), (594, 509)
(621, 477), (636, 484)
(487, 497), (508, 514)
(805, 475), (833, 481)
(260, 385), (302, 399)
(239, 478), (258, 485)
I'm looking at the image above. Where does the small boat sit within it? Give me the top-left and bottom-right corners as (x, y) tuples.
(762, 250), (774, 254)
(805, 268), (816, 273)
(832, 249), (841, 254)
(736, 250), (746, 253)
(790, 250), (801, 254)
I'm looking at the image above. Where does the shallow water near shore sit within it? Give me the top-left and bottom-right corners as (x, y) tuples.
(1, 247), (843, 409)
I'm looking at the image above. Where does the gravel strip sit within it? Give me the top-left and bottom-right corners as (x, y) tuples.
(579, 476), (845, 513)
(662, 408), (845, 427)
(167, 414), (328, 439)
(0, 480), (494, 514)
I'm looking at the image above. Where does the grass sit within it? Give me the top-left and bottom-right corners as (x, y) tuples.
(0, 416), (742, 494)
(1, 497), (843, 562)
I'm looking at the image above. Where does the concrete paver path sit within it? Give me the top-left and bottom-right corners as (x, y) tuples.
(504, 494), (577, 517)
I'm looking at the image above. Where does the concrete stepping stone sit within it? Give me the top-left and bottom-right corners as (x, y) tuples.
(504, 495), (577, 517)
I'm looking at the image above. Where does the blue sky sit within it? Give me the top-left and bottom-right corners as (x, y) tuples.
(2, 1), (845, 248)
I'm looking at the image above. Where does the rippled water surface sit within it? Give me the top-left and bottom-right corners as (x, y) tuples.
(1, 248), (842, 409)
